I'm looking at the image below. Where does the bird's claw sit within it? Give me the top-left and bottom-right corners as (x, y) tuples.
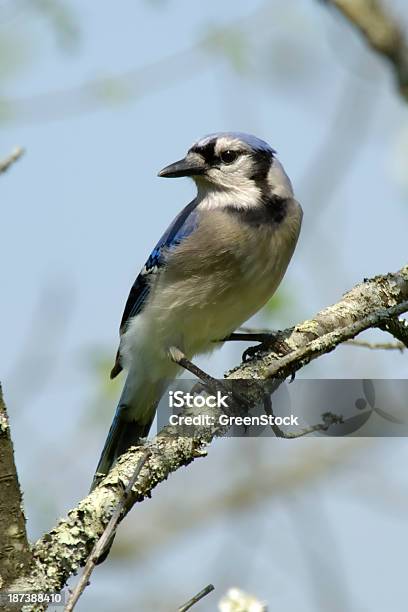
(242, 345), (261, 362)
(242, 335), (292, 363)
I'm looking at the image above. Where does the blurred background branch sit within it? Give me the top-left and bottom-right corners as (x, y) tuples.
(345, 338), (405, 350)
(321, 0), (408, 99)
(0, 146), (24, 174)
(178, 583), (215, 612)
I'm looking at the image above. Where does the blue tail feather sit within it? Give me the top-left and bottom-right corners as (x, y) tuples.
(91, 374), (160, 491)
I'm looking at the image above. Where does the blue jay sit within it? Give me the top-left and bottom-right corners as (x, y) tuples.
(93, 132), (302, 485)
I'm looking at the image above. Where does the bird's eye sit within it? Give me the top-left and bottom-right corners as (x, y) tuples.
(220, 150), (239, 164)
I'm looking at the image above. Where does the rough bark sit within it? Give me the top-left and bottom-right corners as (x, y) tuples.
(228, 264), (408, 380)
(0, 387), (32, 594)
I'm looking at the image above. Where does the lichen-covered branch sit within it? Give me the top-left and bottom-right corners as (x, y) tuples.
(7, 264), (408, 606)
(64, 451), (151, 612)
(266, 299), (408, 380)
(322, 0), (408, 100)
(228, 264), (408, 380)
(10, 432), (213, 608)
(0, 387), (32, 593)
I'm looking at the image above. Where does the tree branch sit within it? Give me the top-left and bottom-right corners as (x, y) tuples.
(266, 299), (408, 380)
(7, 263), (408, 607)
(379, 317), (408, 347)
(228, 264), (408, 381)
(322, 0), (408, 100)
(0, 386), (32, 592)
(263, 394), (343, 438)
(346, 338), (405, 351)
(0, 147), (25, 175)
(178, 584), (215, 612)
(64, 450), (151, 611)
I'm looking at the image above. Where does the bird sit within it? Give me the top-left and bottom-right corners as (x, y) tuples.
(92, 132), (302, 488)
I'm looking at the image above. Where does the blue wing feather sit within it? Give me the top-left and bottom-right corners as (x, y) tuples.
(119, 198), (199, 332)
(111, 199), (199, 379)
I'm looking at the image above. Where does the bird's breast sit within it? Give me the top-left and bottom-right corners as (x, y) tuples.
(141, 199), (302, 357)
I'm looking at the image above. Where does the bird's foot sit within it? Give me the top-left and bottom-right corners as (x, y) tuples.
(241, 333), (292, 363)
(217, 331), (292, 363)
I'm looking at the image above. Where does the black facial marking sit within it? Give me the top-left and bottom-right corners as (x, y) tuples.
(190, 140), (217, 165)
(265, 195), (288, 223)
(250, 150), (274, 184)
(249, 150), (275, 207)
(227, 195), (288, 227)
(190, 140), (248, 167)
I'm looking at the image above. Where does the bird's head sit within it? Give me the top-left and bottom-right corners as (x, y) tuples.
(158, 132), (293, 204)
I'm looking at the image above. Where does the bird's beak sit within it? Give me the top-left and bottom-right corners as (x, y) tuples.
(158, 156), (206, 178)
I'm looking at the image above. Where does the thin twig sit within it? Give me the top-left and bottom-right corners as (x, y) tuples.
(263, 394), (343, 438)
(64, 450), (151, 612)
(0, 146), (24, 174)
(178, 584), (215, 612)
(346, 338), (405, 351)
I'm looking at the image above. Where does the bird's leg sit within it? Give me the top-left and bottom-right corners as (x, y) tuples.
(217, 330), (293, 363)
(168, 346), (250, 416)
(221, 332), (279, 343)
(168, 346), (219, 389)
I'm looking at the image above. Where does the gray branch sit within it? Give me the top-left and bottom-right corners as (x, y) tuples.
(228, 264), (408, 381)
(64, 451), (151, 611)
(5, 263), (408, 608)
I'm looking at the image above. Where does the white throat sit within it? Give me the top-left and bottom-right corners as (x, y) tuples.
(194, 179), (262, 211)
